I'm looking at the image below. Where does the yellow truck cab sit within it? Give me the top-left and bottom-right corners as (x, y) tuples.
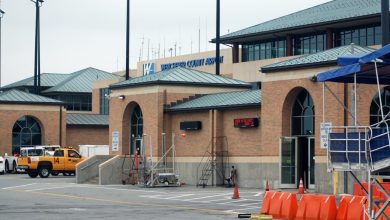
(18, 148), (84, 178)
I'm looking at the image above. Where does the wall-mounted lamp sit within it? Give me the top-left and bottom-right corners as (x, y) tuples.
(118, 95), (125, 100)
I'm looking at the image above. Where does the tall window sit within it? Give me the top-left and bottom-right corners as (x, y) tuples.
(49, 94), (92, 111)
(334, 24), (381, 47)
(130, 105), (143, 154)
(100, 88), (110, 115)
(242, 39), (286, 62)
(291, 90), (315, 136)
(370, 87), (390, 125)
(293, 33), (325, 55)
(12, 116), (42, 155)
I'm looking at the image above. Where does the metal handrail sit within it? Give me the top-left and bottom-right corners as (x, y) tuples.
(196, 141), (213, 186)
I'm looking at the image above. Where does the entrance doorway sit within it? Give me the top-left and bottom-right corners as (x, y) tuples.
(280, 136), (315, 189)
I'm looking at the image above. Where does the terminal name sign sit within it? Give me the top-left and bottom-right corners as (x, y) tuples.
(320, 122), (332, 149)
(160, 56), (224, 71)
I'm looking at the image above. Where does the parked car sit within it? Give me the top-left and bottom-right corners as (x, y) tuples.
(0, 156), (4, 175)
(17, 145), (60, 173)
(3, 153), (17, 174)
(18, 147), (84, 178)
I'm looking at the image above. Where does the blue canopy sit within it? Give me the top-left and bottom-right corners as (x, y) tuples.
(316, 44), (390, 84)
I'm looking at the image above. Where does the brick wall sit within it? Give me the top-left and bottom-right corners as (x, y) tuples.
(261, 79), (345, 156)
(66, 126), (109, 147)
(0, 104), (65, 155)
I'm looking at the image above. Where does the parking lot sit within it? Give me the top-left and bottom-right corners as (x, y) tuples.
(0, 174), (263, 219)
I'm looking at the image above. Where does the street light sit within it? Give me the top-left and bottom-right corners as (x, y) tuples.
(31, 0), (44, 94)
(0, 9), (4, 88)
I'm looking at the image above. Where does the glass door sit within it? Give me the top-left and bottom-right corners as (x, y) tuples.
(280, 137), (297, 188)
(308, 137), (315, 189)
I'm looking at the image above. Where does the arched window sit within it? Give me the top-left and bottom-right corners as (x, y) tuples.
(370, 87), (390, 125)
(12, 116), (42, 155)
(291, 90), (315, 136)
(130, 105), (143, 154)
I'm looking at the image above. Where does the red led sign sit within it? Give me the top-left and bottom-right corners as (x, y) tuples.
(234, 118), (259, 128)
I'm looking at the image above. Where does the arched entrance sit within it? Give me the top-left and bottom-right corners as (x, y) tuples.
(280, 88), (315, 189)
(130, 104), (143, 155)
(370, 86), (390, 125)
(12, 116), (42, 155)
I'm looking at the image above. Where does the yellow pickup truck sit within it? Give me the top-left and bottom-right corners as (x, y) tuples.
(17, 148), (84, 178)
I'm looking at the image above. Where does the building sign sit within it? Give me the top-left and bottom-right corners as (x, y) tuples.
(320, 122), (332, 149)
(234, 118), (259, 128)
(160, 56), (224, 71)
(143, 63), (155, 75)
(112, 131), (119, 151)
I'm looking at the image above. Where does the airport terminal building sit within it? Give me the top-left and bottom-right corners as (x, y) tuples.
(1, 0), (388, 193)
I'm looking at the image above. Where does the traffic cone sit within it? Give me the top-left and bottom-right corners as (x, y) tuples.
(298, 177), (304, 194)
(232, 184), (240, 199)
(265, 179), (270, 191)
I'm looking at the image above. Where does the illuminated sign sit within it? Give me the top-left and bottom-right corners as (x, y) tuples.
(160, 56), (224, 71)
(143, 63), (155, 75)
(234, 118), (259, 128)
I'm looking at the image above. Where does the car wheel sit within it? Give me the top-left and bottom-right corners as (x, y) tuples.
(51, 171), (59, 176)
(12, 161), (17, 174)
(27, 170), (38, 178)
(0, 171), (4, 175)
(5, 161), (9, 173)
(38, 166), (51, 178)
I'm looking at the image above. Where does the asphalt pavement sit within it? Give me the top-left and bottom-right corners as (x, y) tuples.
(0, 174), (263, 219)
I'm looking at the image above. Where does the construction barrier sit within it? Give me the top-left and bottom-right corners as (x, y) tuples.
(295, 194), (337, 220)
(259, 192), (297, 220)
(258, 192), (371, 220)
(260, 191), (275, 214)
(353, 182), (390, 200)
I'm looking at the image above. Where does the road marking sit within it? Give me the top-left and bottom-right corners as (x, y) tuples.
(218, 199), (248, 205)
(1, 183), (37, 190)
(26, 185), (76, 192)
(4, 188), (233, 216)
(164, 194), (195, 200)
(198, 197), (232, 203)
(84, 186), (168, 194)
(254, 192), (263, 196)
(238, 202), (260, 207)
(184, 193), (231, 201)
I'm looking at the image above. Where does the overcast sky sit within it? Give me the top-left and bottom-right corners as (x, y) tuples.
(1, 0), (330, 86)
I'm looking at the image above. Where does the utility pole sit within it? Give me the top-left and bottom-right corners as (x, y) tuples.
(0, 8), (4, 88)
(32, 0), (43, 94)
(125, 0), (130, 80)
(215, 0), (220, 75)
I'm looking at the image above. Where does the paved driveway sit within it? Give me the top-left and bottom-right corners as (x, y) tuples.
(0, 174), (263, 219)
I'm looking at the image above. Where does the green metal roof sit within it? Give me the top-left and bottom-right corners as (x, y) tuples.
(0, 89), (63, 105)
(110, 67), (251, 89)
(261, 44), (376, 72)
(219, 0), (383, 42)
(43, 67), (120, 94)
(1, 73), (70, 89)
(166, 90), (261, 112)
(67, 113), (108, 127)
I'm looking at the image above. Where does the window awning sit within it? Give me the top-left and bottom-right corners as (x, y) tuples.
(315, 44), (390, 84)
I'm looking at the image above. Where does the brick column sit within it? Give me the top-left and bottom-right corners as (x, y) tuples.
(232, 43), (239, 63)
(286, 35), (293, 56)
(326, 29), (333, 49)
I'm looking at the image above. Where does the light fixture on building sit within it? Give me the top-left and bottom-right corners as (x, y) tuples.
(118, 95), (125, 100)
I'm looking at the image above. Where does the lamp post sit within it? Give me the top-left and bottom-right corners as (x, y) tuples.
(31, 0), (43, 94)
(215, 0), (220, 76)
(125, 0), (130, 80)
(0, 9), (4, 88)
